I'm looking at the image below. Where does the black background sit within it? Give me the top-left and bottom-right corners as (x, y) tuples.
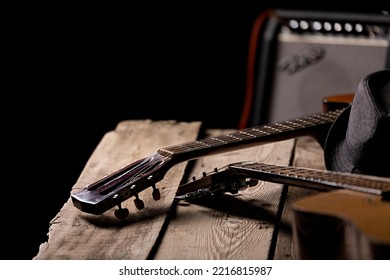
(1, 1), (384, 259)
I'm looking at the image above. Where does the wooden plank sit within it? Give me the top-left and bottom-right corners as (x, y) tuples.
(273, 136), (325, 259)
(34, 120), (202, 259)
(154, 129), (296, 259)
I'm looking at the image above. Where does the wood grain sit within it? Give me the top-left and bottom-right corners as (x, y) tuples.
(34, 120), (202, 259)
(154, 129), (296, 259)
(273, 136), (325, 259)
(33, 121), (324, 260)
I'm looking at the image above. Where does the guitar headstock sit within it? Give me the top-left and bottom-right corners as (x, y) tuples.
(71, 153), (173, 219)
(176, 163), (259, 201)
(177, 160), (390, 204)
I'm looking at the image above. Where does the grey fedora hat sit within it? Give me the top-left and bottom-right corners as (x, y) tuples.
(324, 69), (390, 178)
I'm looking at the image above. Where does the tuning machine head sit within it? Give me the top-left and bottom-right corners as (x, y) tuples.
(112, 194), (130, 220)
(112, 182), (162, 219)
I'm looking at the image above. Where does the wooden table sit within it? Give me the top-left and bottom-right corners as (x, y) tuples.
(31, 119), (360, 260)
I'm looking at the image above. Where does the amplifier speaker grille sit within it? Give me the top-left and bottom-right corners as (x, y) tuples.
(248, 10), (390, 126)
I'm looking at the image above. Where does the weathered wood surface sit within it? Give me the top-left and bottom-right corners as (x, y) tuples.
(34, 121), (325, 260)
(34, 120), (202, 259)
(273, 136), (325, 259)
(154, 129), (296, 259)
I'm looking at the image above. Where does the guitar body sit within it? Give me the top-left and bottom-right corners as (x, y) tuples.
(70, 87), (388, 259)
(294, 93), (389, 259)
(292, 190), (390, 260)
(322, 93), (354, 112)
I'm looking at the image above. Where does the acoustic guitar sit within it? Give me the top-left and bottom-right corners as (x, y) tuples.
(175, 93), (390, 260)
(71, 94), (356, 218)
(71, 108), (345, 218)
(174, 161), (390, 260)
(72, 93), (390, 258)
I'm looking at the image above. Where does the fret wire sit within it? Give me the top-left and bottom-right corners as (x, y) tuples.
(306, 117), (324, 124)
(162, 141), (200, 153)
(163, 145), (192, 153)
(274, 123), (294, 131)
(157, 149), (174, 157)
(162, 109), (344, 157)
(297, 118), (317, 127)
(294, 119), (316, 126)
(241, 162), (390, 191)
(165, 140), (214, 154)
(200, 138), (227, 146)
(180, 142), (207, 149)
(241, 127), (260, 134)
(224, 134), (244, 141)
(248, 128), (271, 136)
(234, 131), (257, 139)
(263, 125), (283, 133)
(254, 126), (275, 135)
(318, 114), (337, 121)
(213, 135), (240, 143)
(284, 121), (305, 129)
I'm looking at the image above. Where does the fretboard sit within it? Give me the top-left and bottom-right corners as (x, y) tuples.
(158, 109), (344, 161)
(230, 162), (390, 197)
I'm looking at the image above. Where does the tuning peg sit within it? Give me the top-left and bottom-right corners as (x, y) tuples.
(112, 194), (130, 219)
(246, 178), (258, 187)
(114, 204), (129, 220)
(134, 194), (145, 210)
(152, 185), (161, 200)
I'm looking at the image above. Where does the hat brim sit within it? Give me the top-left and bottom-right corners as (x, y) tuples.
(324, 105), (352, 172)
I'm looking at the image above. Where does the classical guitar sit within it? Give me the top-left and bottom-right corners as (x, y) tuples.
(174, 161), (390, 259)
(71, 92), (355, 218)
(71, 108), (345, 218)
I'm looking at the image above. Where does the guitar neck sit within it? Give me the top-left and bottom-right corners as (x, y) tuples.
(177, 161), (390, 201)
(228, 162), (390, 197)
(158, 109), (344, 161)
(71, 108), (346, 216)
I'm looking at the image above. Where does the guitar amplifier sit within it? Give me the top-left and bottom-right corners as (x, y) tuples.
(246, 10), (390, 126)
